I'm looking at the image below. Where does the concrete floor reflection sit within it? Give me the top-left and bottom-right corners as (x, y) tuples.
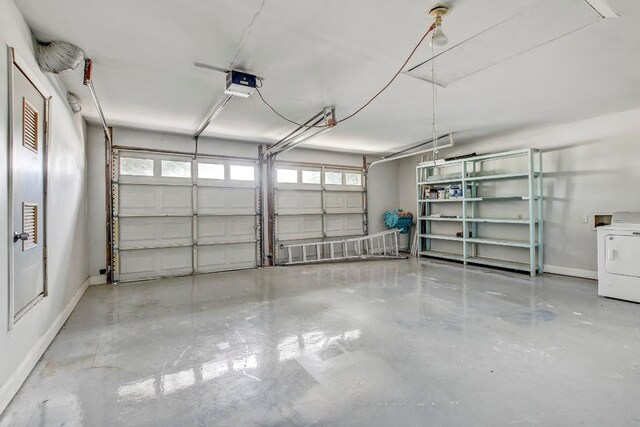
(2, 258), (640, 426)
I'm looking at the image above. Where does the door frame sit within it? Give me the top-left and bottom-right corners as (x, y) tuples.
(7, 47), (51, 328)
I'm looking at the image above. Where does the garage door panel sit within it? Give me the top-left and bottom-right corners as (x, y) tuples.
(277, 215), (323, 240)
(198, 243), (256, 272)
(325, 192), (363, 214)
(273, 163), (365, 263)
(198, 216), (256, 244)
(277, 191), (322, 214)
(199, 187), (255, 215)
(325, 215), (364, 237)
(119, 217), (192, 248)
(120, 185), (192, 215)
(114, 152), (260, 282)
(119, 247), (192, 282)
(119, 186), (155, 210)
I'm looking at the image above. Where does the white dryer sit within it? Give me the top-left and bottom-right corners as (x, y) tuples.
(597, 212), (640, 303)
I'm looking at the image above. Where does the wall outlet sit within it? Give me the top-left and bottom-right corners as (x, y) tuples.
(580, 215), (589, 224)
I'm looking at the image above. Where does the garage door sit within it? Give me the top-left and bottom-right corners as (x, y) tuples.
(273, 163), (366, 263)
(112, 150), (261, 282)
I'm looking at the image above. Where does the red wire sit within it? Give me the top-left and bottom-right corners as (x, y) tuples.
(257, 22), (437, 128)
(338, 22), (436, 124)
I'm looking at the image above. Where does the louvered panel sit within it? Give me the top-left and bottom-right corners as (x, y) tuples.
(22, 203), (38, 251)
(22, 98), (39, 153)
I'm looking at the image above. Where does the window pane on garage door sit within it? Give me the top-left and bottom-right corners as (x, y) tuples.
(120, 157), (153, 176)
(161, 160), (191, 178)
(198, 163), (224, 180)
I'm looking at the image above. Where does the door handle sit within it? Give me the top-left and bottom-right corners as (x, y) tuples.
(607, 248), (615, 260)
(13, 232), (29, 243)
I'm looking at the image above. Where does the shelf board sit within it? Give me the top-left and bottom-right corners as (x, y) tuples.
(465, 218), (534, 224)
(419, 216), (463, 222)
(418, 173), (540, 185)
(418, 217), (535, 224)
(418, 177), (463, 185)
(417, 149), (537, 168)
(466, 173), (531, 182)
(420, 196), (541, 203)
(465, 196), (534, 202)
(419, 250), (464, 262)
(418, 198), (464, 203)
(466, 237), (535, 248)
(464, 149), (535, 162)
(465, 256), (535, 272)
(419, 234), (464, 242)
(419, 235), (536, 247)
(417, 253), (535, 273)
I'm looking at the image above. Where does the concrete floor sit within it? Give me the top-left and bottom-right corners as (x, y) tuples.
(1, 258), (640, 426)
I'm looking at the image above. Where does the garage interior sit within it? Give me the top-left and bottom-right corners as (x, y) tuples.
(1, 0), (640, 425)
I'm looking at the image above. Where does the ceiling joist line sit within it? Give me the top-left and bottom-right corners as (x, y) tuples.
(82, 59), (112, 144)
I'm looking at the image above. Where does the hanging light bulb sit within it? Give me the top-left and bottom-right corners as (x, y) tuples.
(429, 6), (450, 48)
(430, 27), (449, 48)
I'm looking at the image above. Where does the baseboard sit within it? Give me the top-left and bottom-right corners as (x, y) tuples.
(0, 277), (90, 415)
(544, 264), (597, 280)
(89, 275), (106, 285)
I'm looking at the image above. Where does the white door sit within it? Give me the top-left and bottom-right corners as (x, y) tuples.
(274, 164), (365, 263)
(605, 234), (640, 277)
(10, 60), (48, 319)
(113, 151), (260, 282)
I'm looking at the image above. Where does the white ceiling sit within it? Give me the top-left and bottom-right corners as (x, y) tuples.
(14, 0), (640, 154)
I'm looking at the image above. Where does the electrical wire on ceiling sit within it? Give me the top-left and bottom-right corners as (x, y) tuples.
(255, 22), (437, 128)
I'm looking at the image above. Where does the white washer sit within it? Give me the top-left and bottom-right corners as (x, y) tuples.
(597, 212), (640, 303)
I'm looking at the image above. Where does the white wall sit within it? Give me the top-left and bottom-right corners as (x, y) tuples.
(398, 108), (640, 278)
(366, 160), (400, 234)
(0, 0), (89, 413)
(86, 125), (397, 276)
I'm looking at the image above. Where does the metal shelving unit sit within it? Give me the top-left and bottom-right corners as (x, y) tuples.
(416, 148), (543, 276)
